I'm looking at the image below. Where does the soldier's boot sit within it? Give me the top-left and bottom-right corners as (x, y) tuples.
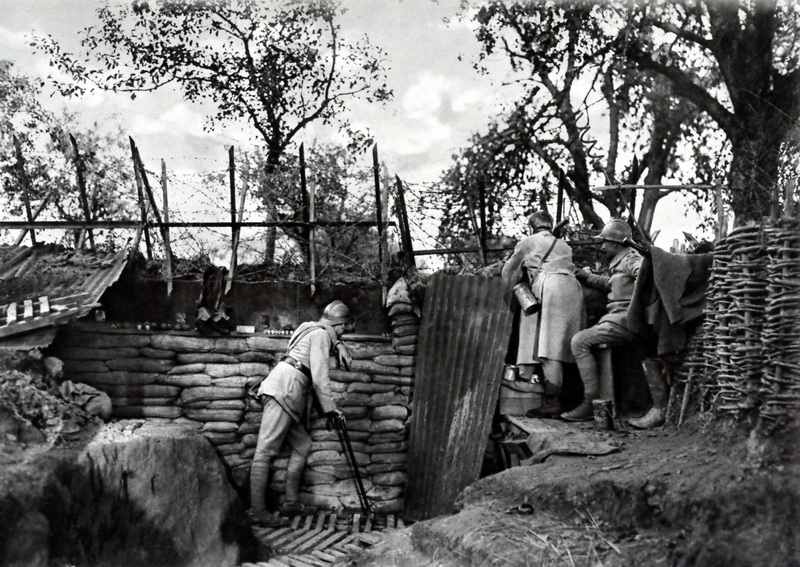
(561, 372), (598, 422)
(280, 452), (314, 516)
(526, 382), (563, 417)
(629, 359), (670, 429)
(248, 458), (288, 527)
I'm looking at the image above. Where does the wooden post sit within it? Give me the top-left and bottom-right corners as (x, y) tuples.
(478, 177), (488, 266)
(228, 146), (238, 267)
(394, 175), (415, 271)
(227, 158), (249, 294)
(380, 162), (390, 283)
(556, 170), (565, 224)
(785, 178), (797, 218)
(70, 134), (95, 250)
(372, 144), (384, 279)
(309, 174), (317, 296)
(130, 138), (153, 259)
(13, 191), (53, 246)
(299, 142), (310, 265)
(715, 178), (725, 241)
(12, 135), (36, 245)
(131, 140), (169, 257)
(464, 192), (485, 266)
(161, 159), (173, 297)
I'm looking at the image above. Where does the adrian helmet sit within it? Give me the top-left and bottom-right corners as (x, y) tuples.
(527, 211), (554, 231)
(599, 219), (632, 244)
(320, 300), (352, 326)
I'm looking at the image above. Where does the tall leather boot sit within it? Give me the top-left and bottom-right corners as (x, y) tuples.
(526, 382), (563, 417)
(629, 359), (669, 429)
(249, 458), (288, 526)
(281, 452), (312, 515)
(561, 360), (599, 422)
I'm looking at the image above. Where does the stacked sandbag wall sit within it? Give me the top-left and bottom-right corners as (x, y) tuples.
(49, 321), (418, 513)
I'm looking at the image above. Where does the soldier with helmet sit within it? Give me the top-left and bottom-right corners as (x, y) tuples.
(249, 300), (351, 526)
(502, 211), (586, 412)
(562, 219), (644, 421)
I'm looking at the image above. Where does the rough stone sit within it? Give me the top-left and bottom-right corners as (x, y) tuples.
(168, 363), (207, 375)
(177, 352), (239, 364)
(113, 406), (182, 419)
(183, 409), (244, 422)
(58, 346), (141, 360)
(347, 382), (395, 394)
(106, 358), (174, 373)
(139, 347), (176, 359)
(157, 374), (212, 387)
(371, 405), (409, 420)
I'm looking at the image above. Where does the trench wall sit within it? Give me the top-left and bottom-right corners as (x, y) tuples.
(49, 320), (419, 513)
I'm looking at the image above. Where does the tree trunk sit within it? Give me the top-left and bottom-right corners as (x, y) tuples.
(728, 118), (784, 222)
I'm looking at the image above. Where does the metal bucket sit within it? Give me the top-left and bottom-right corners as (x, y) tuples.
(502, 364), (519, 382)
(513, 283), (540, 315)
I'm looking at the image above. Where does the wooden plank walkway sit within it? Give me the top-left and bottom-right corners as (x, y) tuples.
(242, 513), (405, 567)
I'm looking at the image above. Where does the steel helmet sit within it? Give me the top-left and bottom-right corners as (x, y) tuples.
(320, 300), (352, 326)
(527, 211), (554, 231)
(599, 219), (632, 244)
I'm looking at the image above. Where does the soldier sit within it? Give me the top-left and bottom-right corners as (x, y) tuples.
(502, 211), (585, 415)
(249, 301), (351, 526)
(563, 219), (644, 421)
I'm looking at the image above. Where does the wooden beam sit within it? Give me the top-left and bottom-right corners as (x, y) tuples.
(161, 159), (173, 297)
(130, 137), (153, 259)
(12, 135), (36, 245)
(594, 183), (715, 192)
(70, 134), (95, 250)
(13, 190), (54, 246)
(372, 144), (384, 279)
(0, 220), (392, 229)
(309, 174), (317, 296)
(394, 176), (415, 271)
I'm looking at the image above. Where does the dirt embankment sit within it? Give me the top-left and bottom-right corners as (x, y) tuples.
(354, 417), (800, 567)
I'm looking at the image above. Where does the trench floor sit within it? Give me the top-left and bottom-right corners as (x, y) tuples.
(243, 512), (405, 567)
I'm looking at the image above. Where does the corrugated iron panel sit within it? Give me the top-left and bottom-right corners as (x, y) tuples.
(405, 274), (513, 520)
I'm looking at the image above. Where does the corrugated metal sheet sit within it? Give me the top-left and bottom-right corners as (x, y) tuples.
(405, 274), (513, 520)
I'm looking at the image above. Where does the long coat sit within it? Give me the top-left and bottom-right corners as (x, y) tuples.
(502, 231), (586, 364)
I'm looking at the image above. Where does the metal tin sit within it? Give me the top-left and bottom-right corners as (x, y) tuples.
(502, 364), (519, 381)
(513, 283), (540, 315)
(592, 399), (614, 430)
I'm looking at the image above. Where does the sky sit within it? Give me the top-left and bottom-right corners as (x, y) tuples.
(0, 0), (705, 258)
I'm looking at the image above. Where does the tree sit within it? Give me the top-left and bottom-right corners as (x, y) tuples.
(443, 0), (716, 243)
(33, 0), (392, 169)
(1, 60), (136, 248)
(623, 0), (800, 221)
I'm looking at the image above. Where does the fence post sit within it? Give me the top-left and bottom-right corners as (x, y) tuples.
(556, 170), (565, 224)
(228, 158), (249, 294)
(309, 174), (317, 296)
(12, 135), (36, 246)
(478, 176), (488, 266)
(130, 137), (153, 259)
(131, 139), (170, 260)
(228, 146), (238, 275)
(70, 134), (95, 250)
(299, 142), (310, 266)
(372, 144), (385, 281)
(785, 178), (797, 218)
(161, 159), (173, 297)
(394, 175), (415, 271)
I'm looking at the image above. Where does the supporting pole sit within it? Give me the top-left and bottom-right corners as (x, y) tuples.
(70, 134), (95, 250)
(12, 135), (36, 245)
(556, 170), (565, 224)
(464, 192), (485, 266)
(131, 139), (169, 258)
(299, 142), (310, 265)
(130, 138), (153, 259)
(228, 146), (238, 270)
(161, 159), (173, 297)
(478, 177), (488, 266)
(372, 144), (384, 280)
(715, 178), (726, 242)
(380, 162), (390, 288)
(309, 174), (317, 297)
(394, 176), (415, 271)
(13, 190), (53, 246)
(785, 178), (797, 218)
(227, 159), (249, 294)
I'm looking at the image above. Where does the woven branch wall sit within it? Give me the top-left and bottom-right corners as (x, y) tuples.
(701, 218), (800, 422)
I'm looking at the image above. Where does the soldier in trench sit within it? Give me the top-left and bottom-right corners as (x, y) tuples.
(502, 211), (586, 415)
(249, 300), (352, 526)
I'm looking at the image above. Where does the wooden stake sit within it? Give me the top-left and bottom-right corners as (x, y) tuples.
(227, 158), (249, 294)
(309, 174), (317, 297)
(372, 144), (384, 281)
(130, 138), (153, 260)
(13, 191), (53, 246)
(715, 178), (725, 241)
(464, 191), (485, 266)
(12, 135), (36, 246)
(478, 177), (488, 266)
(556, 170), (565, 224)
(228, 146), (238, 267)
(394, 176), (415, 271)
(785, 178), (796, 218)
(161, 159), (173, 297)
(299, 142), (310, 265)
(380, 162), (390, 286)
(131, 139), (169, 259)
(70, 134), (95, 250)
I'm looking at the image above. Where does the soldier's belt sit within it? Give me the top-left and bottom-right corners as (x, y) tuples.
(281, 356), (312, 383)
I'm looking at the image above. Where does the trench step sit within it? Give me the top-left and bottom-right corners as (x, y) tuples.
(246, 512), (402, 566)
